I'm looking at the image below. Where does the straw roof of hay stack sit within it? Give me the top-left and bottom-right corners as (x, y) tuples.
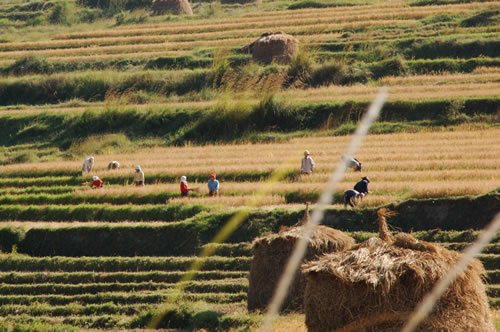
(302, 209), (495, 332)
(247, 204), (355, 312)
(242, 32), (299, 65)
(151, 0), (193, 16)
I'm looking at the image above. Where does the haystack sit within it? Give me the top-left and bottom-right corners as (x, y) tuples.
(241, 32), (299, 65)
(151, 0), (193, 15)
(302, 208), (495, 332)
(247, 205), (354, 312)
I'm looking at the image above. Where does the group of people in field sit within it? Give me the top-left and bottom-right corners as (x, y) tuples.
(83, 151), (368, 206)
(81, 156), (219, 196)
(300, 150), (369, 208)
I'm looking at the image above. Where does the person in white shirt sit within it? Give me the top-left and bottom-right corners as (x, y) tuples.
(301, 150), (315, 174)
(82, 156), (94, 176)
(134, 165), (145, 186)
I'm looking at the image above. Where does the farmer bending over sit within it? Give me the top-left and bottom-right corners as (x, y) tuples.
(91, 175), (103, 189)
(180, 176), (194, 197)
(354, 176), (370, 194)
(344, 189), (364, 207)
(301, 150), (315, 175)
(342, 155), (362, 172)
(108, 161), (120, 170)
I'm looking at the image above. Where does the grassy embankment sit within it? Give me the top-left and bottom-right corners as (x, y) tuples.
(1, 0), (500, 330)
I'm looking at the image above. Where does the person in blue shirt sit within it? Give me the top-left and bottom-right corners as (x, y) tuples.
(354, 176), (370, 194)
(208, 173), (219, 196)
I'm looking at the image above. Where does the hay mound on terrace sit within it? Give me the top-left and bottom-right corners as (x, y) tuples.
(151, 0), (193, 15)
(248, 205), (354, 312)
(302, 209), (495, 332)
(241, 32), (299, 65)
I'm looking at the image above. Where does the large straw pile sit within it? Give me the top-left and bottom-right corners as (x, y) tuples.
(241, 32), (299, 65)
(151, 0), (193, 15)
(248, 205), (354, 312)
(302, 209), (495, 332)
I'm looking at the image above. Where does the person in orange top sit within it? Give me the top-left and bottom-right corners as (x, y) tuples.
(91, 175), (103, 189)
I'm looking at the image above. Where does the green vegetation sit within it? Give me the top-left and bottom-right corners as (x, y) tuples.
(1, 0), (499, 329)
(0, 98), (497, 156)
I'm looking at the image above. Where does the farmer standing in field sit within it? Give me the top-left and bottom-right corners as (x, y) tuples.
(82, 156), (94, 175)
(134, 165), (145, 186)
(90, 175), (103, 189)
(344, 189), (364, 207)
(354, 176), (370, 194)
(342, 155), (362, 172)
(301, 150), (315, 175)
(208, 173), (219, 196)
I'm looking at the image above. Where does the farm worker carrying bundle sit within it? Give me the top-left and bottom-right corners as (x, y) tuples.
(134, 165), (145, 186)
(180, 176), (195, 197)
(91, 175), (103, 189)
(108, 161), (120, 170)
(354, 176), (370, 194)
(208, 173), (219, 196)
(344, 189), (364, 207)
(301, 150), (315, 174)
(342, 155), (362, 172)
(82, 156), (94, 175)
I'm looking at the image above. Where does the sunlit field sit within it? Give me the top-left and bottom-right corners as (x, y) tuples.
(1, 0), (499, 329)
(2, 128), (498, 208)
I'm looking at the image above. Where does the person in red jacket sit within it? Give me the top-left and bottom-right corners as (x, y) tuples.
(180, 176), (192, 197)
(91, 175), (103, 189)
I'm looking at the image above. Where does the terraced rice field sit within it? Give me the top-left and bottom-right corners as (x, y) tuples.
(1, 0), (499, 329)
(1, 128), (498, 209)
(0, 128), (499, 329)
(0, 235), (498, 329)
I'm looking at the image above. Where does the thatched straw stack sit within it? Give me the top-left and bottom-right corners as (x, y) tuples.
(302, 209), (495, 332)
(248, 205), (354, 312)
(241, 32), (299, 65)
(151, 0), (193, 15)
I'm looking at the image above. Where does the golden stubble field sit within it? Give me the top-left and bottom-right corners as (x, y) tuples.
(2, 127), (499, 208)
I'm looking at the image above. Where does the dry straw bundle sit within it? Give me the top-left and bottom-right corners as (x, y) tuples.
(241, 32), (299, 65)
(302, 208), (495, 332)
(247, 204), (354, 312)
(151, 0), (193, 16)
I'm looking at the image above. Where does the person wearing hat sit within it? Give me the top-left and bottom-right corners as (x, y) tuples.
(342, 155), (362, 172)
(90, 175), (103, 189)
(180, 176), (193, 197)
(82, 156), (94, 176)
(344, 189), (364, 207)
(134, 165), (145, 186)
(208, 173), (219, 197)
(354, 176), (370, 194)
(301, 150), (315, 175)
